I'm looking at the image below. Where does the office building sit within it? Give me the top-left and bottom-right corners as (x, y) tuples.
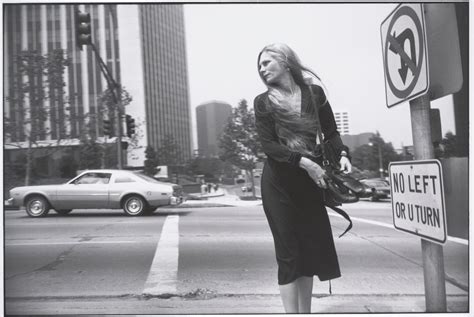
(119, 5), (192, 165)
(196, 101), (232, 157)
(333, 110), (350, 135)
(4, 4), (123, 174)
(4, 4), (192, 173)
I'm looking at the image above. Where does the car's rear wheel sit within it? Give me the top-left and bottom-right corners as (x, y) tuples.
(55, 209), (72, 215)
(123, 195), (147, 216)
(25, 195), (50, 217)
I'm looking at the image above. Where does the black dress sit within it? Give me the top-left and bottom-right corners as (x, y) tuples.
(254, 84), (345, 285)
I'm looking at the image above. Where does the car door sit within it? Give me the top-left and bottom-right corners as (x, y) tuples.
(55, 172), (112, 209)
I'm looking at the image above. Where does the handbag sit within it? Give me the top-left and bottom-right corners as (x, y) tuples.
(307, 85), (370, 237)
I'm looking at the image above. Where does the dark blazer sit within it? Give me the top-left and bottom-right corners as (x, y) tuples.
(253, 84), (346, 168)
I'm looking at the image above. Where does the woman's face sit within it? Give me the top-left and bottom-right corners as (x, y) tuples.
(258, 51), (287, 85)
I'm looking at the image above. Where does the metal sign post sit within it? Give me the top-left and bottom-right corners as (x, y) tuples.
(409, 95), (447, 312)
(380, 3), (460, 312)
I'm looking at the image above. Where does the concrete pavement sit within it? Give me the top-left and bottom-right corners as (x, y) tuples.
(5, 293), (468, 314)
(5, 192), (469, 314)
(172, 191), (469, 314)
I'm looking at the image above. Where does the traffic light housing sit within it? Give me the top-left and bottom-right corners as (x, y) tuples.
(126, 115), (136, 138)
(103, 119), (113, 137)
(76, 10), (91, 49)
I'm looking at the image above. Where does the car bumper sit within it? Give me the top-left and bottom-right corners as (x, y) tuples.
(5, 197), (20, 208)
(170, 195), (185, 206)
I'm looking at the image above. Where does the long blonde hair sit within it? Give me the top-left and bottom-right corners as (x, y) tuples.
(256, 43), (327, 155)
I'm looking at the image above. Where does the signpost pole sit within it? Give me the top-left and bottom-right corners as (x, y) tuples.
(409, 94), (447, 312)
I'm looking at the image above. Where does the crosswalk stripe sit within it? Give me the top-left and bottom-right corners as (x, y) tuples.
(142, 215), (180, 295)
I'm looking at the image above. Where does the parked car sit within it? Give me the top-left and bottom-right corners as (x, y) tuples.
(359, 178), (391, 201)
(241, 185), (253, 192)
(6, 169), (184, 217)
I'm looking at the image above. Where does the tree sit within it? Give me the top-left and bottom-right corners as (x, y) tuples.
(78, 138), (103, 170)
(4, 49), (71, 185)
(59, 147), (78, 178)
(144, 145), (159, 176)
(185, 156), (235, 181)
(351, 132), (401, 177)
(438, 131), (459, 158)
(156, 134), (182, 166)
(218, 99), (262, 197)
(95, 85), (137, 167)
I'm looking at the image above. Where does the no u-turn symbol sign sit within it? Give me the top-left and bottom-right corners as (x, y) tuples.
(381, 4), (429, 107)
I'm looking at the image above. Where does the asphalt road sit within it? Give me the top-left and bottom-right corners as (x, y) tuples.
(4, 202), (469, 314)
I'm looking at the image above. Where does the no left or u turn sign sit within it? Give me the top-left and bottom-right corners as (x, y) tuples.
(381, 4), (429, 108)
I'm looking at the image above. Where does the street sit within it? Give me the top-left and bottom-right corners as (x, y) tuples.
(4, 199), (468, 314)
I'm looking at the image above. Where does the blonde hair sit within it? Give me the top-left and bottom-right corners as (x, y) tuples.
(256, 43), (328, 155)
(257, 43), (328, 107)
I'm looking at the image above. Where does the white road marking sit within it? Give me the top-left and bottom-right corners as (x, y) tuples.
(329, 212), (469, 246)
(5, 240), (141, 246)
(142, 215), (180, 295)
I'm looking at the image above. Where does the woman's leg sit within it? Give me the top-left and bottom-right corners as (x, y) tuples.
(296, 276), (314, 313)
(279, 281), (299, 313)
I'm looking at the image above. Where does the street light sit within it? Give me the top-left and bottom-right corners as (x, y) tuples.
(369, 141), (384, 179)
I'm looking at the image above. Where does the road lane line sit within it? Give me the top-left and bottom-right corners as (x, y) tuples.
(142, 215), (179, 295)
(328, 212), (469, 246)
(5, 240), (141, 246)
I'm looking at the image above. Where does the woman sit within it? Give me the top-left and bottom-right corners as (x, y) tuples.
(254, 43), (351, 313)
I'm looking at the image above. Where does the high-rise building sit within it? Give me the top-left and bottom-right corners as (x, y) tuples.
(4, 4), (123, 175)
(333, 110), (350, 135)
(119, 5), (192, 165)
(4, 4), (121, 144)
(3, 4), (192, 174)
(196, 101), (232, 158)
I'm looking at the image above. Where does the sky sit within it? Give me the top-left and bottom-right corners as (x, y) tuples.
(183, 3), (456, 150)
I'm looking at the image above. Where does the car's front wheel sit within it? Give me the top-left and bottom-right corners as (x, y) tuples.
(55, 209), (72, 215)
(123, 195), (148, 216)
(25, 195), (50, 217)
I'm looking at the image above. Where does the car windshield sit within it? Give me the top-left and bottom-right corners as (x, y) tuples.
(134, 172), (162, 184)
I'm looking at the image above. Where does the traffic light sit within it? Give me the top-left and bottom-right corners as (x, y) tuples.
(103, 119), (113, 137)
(126, 115), (136, 138)
(76, 10), (91, 49)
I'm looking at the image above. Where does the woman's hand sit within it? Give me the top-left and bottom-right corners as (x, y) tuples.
(299, 157), (327, 189)
(339, 155), (352, 174)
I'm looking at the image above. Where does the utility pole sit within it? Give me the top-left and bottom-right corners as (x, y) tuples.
(377, 142), (384, 179)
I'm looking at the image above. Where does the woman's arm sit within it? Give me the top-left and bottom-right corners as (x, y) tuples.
(253, 94), (302, 167)
(313, 86), (352, 172)
(311, 86), (349, 158)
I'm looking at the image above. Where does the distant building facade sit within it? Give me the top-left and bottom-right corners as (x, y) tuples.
(333, 110), (350, 135)
(4, 4), (122, 174)
(196, 101), (232, 157)
(119, 4), (192, 165)
(4, 4), (192, 175)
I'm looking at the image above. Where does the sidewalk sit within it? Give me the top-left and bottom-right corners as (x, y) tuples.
(179, 188), (262, 208)
(7, 293), (468, 314)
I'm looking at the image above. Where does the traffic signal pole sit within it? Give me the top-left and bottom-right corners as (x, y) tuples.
(89, 42), (123, 169)
(76, 8), (123, 169)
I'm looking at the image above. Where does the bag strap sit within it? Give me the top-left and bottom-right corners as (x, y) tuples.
(307, 85), (330, 166)
(326, 205), (353, 238)
(309, 85), (353, 238)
